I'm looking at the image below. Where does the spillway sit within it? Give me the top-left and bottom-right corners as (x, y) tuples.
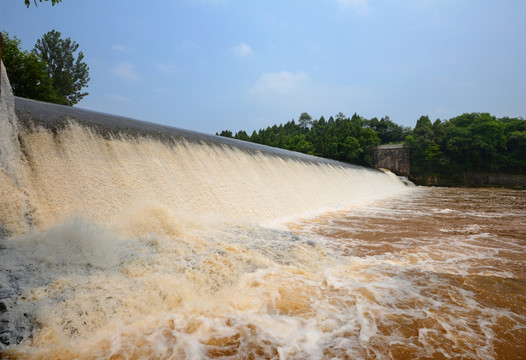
(0, 63), (406, 237)
(0, 62), (418, 359)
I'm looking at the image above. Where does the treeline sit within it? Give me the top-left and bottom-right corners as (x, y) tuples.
(218, 112), (526, 176)
(218, 113), (410, 166)
(409, 113), (526, 175)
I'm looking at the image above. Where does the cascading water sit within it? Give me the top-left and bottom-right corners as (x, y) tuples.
(0, 63), (414, 359)
(1, 65), (406, 236)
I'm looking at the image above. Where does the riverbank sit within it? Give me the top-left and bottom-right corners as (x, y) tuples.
(410, 172), (526, 189)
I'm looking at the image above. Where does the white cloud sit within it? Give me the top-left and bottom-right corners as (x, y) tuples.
(111, 44), (133, 52)
(232, 42), (253, 57)
(113, 62), (138, 80)
(107, 94), (131, 102)
(335, 0), (369, 15)
(251, 71), (307, 95)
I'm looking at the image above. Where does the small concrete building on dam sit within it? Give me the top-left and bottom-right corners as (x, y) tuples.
(369, 144), (411, 176)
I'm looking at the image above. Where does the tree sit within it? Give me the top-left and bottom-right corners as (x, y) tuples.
(234, 130), (250, 141)
(364, 116), (408, 144)
(25, 0), (62, 7)
(1, 32), (63, 103)
(411, 115), (437, 172)
(505, 130), (526, 170)
(33, 30), (90, 105)
(298, 112), (313, 129)
(445, 113), (505, 172)
(335, 112), (346, 120)
(501, 117), (526, 172)
(217, 130), (233, 138)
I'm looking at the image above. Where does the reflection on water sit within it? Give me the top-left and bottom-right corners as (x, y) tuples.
(1, 187), (525, 359)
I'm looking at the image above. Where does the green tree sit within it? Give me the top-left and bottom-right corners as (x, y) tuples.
(1, 32), (62, 103)
(234, 130), (250, 141)
(505, 130), (526, 170)
(217, 130), (233, 138)
(249, 130), (259, 143)
(25, 0), (62, 7)
(501, 117), (526, 172)
(298, 112), (313, 129)
(364, 116), (408, 144)
(33, 30), (90, 105)
(445, 113), (505, 172)
(411, 115), (437, 172)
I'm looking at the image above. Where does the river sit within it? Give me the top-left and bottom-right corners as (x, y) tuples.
(1, 186), (524, 359)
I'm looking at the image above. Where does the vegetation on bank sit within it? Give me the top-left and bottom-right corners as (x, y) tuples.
(217, 112), (526, 179)
(218, 113), (410, 167)
(409, 113), (526, 176)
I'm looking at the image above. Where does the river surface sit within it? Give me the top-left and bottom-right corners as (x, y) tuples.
(1, 186), (525, 359)
(288, 186), (526, 359)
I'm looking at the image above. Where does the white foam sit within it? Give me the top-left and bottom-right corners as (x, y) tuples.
(12, 216), (118, 268)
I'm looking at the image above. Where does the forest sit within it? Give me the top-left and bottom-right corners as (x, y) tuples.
(217, 112), (526, 179)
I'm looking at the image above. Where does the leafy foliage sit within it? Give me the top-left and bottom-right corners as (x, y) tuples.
(363, 116), (411, 144)
(24, 0), (62, 7)
(218, 113), (381, 166)
(1, 32), (64, 103)
(33, 30), (90, 105)
(298, 112), (313, 129)
(1, 30), (89, 106)
(410, 113), (525, 175)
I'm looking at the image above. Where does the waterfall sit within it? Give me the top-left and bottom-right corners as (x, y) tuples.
(1, 67), (407, 236)
(0, 62), (415, 358)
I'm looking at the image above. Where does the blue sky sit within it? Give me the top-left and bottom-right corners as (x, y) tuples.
(1, 0), (525, 134)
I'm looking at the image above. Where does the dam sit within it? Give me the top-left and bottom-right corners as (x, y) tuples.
(0, 62), (406, 236)
(2, 63), (525, 359)
(0, 62), (407, 356)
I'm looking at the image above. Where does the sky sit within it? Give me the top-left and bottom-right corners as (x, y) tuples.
(1, 0), (525, 135)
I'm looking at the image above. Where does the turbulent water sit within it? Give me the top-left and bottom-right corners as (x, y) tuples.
(289, 187), (526, 359)
(1, 187), (524, 359)
(1, 64), (525, 359)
